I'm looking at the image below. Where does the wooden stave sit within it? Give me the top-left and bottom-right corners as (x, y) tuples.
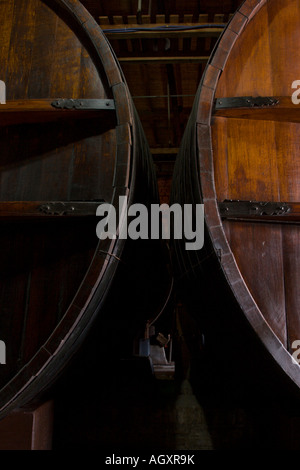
(170, 0), (300, 393)
(0, 0), (169, 419)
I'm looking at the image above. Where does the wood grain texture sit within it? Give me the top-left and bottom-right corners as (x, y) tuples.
(0, 0), (166, 421)
(212, 1), (300, 353)
(171, 0), (300, 392)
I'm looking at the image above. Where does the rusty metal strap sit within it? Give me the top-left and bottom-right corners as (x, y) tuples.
(51, 99), (115, 110)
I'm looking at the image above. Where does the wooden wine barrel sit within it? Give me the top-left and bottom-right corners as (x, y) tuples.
(171, 0), (300, 393)
(0, 0), (171, 419)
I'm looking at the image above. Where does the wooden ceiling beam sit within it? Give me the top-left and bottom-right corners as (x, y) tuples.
(101, 24), (225, 40)
(118, 56), (209, 64)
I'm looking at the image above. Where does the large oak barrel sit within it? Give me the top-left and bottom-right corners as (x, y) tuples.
(171, 0), (300, 395)
(0, 0), (171, 419)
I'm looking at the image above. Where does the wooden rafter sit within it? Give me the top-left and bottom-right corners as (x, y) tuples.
(100, 23), (225, 40)
(118, 56), (210, 63)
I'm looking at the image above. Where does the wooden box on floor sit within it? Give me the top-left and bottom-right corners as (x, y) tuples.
(0, 401), (53, 450)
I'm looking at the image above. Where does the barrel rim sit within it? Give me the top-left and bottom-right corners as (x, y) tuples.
(0, 0), (137, 418)
(196, 0), (300, 389)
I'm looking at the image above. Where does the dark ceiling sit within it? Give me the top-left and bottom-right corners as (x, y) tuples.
(81, 0), (243, 201)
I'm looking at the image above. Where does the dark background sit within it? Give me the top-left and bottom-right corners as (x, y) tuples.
(49, 0), (300, 450)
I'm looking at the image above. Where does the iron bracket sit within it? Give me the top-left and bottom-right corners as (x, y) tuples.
(219, 200), (291, 218)
(51, 98), (115, 111)
(38, 201), (104, 216)
(215, 96), (279, 109)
